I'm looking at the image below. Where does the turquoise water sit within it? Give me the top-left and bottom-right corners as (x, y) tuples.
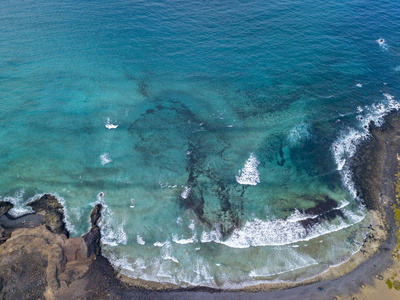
(1, 0), (400, 287)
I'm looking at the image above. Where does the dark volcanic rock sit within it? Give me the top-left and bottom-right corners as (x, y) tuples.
(0, 201), (13, 217)
(27, 194), (69, 237)
(352, 111), (400, 211)
(83, 204), (102, 257)
(0, 250), (48, 300)
(0, 202), (117, 299)
(298, 196), (345, 230)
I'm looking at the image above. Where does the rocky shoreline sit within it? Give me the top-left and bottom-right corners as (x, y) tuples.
(2, 111), (400, 299)
(0, 195), (130, 299)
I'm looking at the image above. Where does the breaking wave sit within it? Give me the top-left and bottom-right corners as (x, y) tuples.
(235, 153), (260, 185)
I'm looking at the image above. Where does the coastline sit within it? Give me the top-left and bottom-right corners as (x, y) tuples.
(1, 111), (400, 299)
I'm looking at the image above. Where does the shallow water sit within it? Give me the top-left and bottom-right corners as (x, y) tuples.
(1, 0), (400, 287)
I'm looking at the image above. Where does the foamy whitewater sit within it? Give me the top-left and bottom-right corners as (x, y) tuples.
(1, 0), (400, 288)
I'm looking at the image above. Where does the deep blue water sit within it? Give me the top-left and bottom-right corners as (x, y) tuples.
(1, 0), (400, 287)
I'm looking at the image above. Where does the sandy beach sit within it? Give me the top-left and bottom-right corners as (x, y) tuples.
(1, 111), (400, 299)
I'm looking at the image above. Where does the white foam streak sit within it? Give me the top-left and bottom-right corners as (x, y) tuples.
(180, 186), (191, 199)
(236, 153), (260, 185)
(172, 233), (197, 245)
(97, 196), (128, 247)
(105, 117), (119, 129)
(200, 209), (365, 248)
(161, 240), (179, 263)
(0, 189), (32, 217)
(286, 209), (317, 222)
(137, 234), (145, 245)
(154, 241), (167, 247)
(100, 153), (112, 165)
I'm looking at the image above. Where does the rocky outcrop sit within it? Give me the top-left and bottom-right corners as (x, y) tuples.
(83, 204), (102, 258)
(0, 195), (121, 300)
(0, 201), (13, 217)
(27, 194), (69, 237)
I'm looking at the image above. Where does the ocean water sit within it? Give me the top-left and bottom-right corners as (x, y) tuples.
(1, 0), (400, 288)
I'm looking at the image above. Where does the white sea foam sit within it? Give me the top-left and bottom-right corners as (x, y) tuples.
(190, 258), (215, 285)
(181, 186), (191, 199)
(332, 128), (366, 171)
(105, 117), (119, 129)
(188, 219), (196, 231)
(172, 233), (198, 245)
(159, 181), (177, 189)
(337, 199), (350, 209)
(100, 153), (112, 165)
(172, 220), (197, 244)
(200, 208), (365, 248)
(137, 234), (145, 245)
(97, 196), (128, 247)
(0, 189), (32, 217)
(161, 240), (179, 263)
(154, 241), (167, 247)
(287, 123), (311, 147)
(286, 209), (317, 222)
(235, 153), (260, 185)
(130, 198), (135, 208)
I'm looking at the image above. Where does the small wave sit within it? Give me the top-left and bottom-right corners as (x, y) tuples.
(137, 234), (145, 245)
(96, 194), (128, 247)
(158, 181), (177, 189)
(180, 186), (191, 199)
(172, 233), (197, 245)
(0, 189), (32, 217)
(154, 241), (167, 247)
(332, 128), (366, 171)
(105, 117), (119, 129)
(171, 219), (197, 244)
(286, 209), (317, 222)
(100, 153), (112, 165)
(188, 219), (195, 230)
(236, 153), (260, 185)
(161, 240), (179, 263)
(200, 208), (365, 248)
